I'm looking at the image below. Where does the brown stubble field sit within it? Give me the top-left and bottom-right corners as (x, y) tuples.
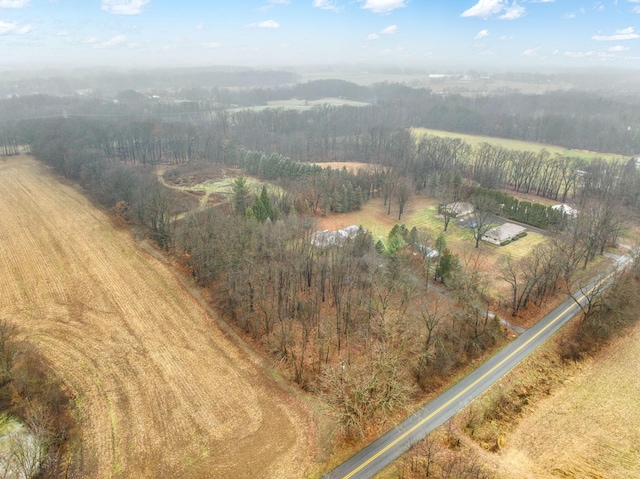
(0, 156), (314, 478)
(492, 324), (640, 479)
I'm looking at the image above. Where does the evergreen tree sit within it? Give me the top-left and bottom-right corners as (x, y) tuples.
(232, 177), (250, 216)
(252, 185), (274, 222)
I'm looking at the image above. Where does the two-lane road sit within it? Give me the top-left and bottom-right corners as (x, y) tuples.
(323, 257), (630, 479)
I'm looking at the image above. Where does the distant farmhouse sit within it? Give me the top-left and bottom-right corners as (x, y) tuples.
(483, 223), (527, 245)
(311, 225), (363, 248)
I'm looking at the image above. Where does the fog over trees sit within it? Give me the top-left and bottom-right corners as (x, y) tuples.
(2, 66), (639, 444)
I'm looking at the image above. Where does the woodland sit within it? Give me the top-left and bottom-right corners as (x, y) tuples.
(1, 70), (640, 477)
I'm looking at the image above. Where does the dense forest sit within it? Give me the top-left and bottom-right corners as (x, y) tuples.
(2, 73), (640, 441)
(2, 75), (640, 155)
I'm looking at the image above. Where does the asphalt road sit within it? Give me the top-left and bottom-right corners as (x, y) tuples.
(323, 255), (631, 479)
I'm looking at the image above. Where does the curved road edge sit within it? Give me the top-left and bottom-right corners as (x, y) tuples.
(323, 254), (632, 479)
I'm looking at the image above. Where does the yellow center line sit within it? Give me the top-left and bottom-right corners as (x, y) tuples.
(341, 269), (618, 479)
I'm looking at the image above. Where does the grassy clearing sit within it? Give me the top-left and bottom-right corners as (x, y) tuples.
(160, 166), (281, 209)
(491, 321), (640, 479)
(311, 161), (371, 173)
(317, 194), (547, 285)
(228, 97), (370, 112)
(412, 127), (625, 161)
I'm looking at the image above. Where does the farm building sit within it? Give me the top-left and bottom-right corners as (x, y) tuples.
(311, 225), (363, 248)
(483, 223), (527, 245)
(442, 202), (474, 217)
(414, 244), (439, 259)
(552, 203), (578, 218)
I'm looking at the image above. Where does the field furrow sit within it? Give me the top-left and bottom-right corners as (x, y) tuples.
(0, 157), (313, 478)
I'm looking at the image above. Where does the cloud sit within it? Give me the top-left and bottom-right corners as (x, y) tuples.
(0, 20), (30, 34)
(101, 0), (149, 15)
(562, 48), (628, 60)
(0, 21), (15, 34)
(201, 42), (222, 49)
(81, 36), (98, 44)
(98, 34), (127, 47)
(461, 0), (525, 20)
(500, 2), (525, 19)
(461, 0), (505, 18)
(195, 23), (204, 30)
(15, 23), (30, 34)
(475, 29), (489, 39)
(257, 0), (290, 11)
(244, 20), (280, 28)
(522, 47), (539, 56)
(592, 27), (640, 41)
(0, 0), (29, 7)
(380, 24), (397, 34)
(360, 0), (407, 14)
(634, 6), (640, 13)
(564, 50), (596, 58)
(367, 24), (397, 41)
(312, 0), (340, 11)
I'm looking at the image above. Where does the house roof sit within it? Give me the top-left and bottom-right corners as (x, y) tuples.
(552, 203), (578, 218)
(484, 223), (526, 244)
(311, 225), (363, 248)
(444, 202), (474, 216)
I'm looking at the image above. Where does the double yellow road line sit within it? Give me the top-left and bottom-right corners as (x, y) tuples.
(338, 262), (626, 479)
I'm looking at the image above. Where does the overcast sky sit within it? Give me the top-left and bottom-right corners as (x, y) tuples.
(1, 0), (640, 71)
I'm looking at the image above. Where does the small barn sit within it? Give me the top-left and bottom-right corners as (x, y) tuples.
(311, 225), (363, 248)
(410, 243), (439, 259)
(552, 203), (578, 218)
(443, 202), (474, 217)
(483, 223), (527, 245)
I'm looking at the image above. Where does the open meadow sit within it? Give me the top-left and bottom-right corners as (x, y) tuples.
(0, 156), (314, 478)
(412, 127), (625, 161)
(316, 194), (548, 301)
(492, 321), (640, 479)
(228, 97), (371, 112)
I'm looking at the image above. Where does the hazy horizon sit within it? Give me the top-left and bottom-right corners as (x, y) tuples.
(1, 0), (640, 72)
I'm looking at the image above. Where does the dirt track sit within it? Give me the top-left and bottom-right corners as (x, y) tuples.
(0, 156), (314, 478)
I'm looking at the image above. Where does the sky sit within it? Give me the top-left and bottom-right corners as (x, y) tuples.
(1, 0), (640, 71)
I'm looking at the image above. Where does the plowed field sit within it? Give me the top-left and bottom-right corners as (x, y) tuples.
(0, 156), (313, 478)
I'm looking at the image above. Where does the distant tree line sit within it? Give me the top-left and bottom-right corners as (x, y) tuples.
(3, 78), (640, 155)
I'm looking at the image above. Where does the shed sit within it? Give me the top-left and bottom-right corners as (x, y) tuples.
(311, 225), (363, 248)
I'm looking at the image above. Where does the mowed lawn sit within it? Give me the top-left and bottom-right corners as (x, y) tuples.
(316, 193), (548, 295)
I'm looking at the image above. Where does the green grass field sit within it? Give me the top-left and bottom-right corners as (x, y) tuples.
(228, 97), (371, 112)
(412, 127), (624, 161)
(324, 196), (548, 276)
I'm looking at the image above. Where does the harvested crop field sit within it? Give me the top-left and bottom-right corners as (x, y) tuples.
(0, 156), (314, 478)
(494, 323), (640, 479)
